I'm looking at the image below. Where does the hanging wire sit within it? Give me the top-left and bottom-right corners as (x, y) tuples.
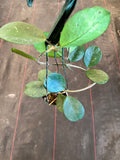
(45, 43), (49, 103)
(62, 48), (68, 89)
(54, 51), (59, 73)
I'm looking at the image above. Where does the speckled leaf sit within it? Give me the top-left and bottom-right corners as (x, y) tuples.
(84, 45), (102, 68)
(24, 81), (46, 98)
(86, 69), (109, 84)
(63, 96), (85, 122)
(60, 7), (110, 47)
(0, 22), (46, 44)
(56, 94), (66, 113)
(44, 73), (66, 93)
(68, 46), (84, 62)
(38, 69), (52, 83)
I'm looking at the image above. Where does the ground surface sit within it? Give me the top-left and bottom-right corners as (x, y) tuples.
(0, 0), (120, 160)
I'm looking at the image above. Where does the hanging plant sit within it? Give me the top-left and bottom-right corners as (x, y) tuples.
(0, 0), (111, 122)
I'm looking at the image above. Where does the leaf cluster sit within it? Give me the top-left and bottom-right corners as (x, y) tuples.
(0, 6), (111, 122)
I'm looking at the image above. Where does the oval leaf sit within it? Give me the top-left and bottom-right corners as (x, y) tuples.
(44, 73), (66, 93)
(11, 48), (36, 61)
(63, 96), (85, 122)
(0, 22), (46, 44)
(38, 69), (52, 82)
(24, 81), (46, 98)
(84, 45), (102, 68)
(68, 46), (84, 62)
(86, 69), (109, 84)
(56, 94), (66, 113)
(60, 7), (110, 47)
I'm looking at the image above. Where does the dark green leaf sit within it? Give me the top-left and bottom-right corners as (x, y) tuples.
(63, 96), (85, 122)
(38, 69), (52, 83)
(56, 94), (66, 113)
(84, 45), (102, 68)
(68, 46), (84, 62)
(86, 69), (109, 84)
(0, 22), (46, 44)
(44, 73), (66, 93)
(60, 7), (110, 47)
(24, 81), (46, 98)
(11, 48), (36, 61)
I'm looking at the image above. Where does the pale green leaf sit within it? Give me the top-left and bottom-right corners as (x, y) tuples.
(86, 69), (109, 84)
(38, 69), (52, 82)
(60, 7), (110, 47)
(24, 81), (46, 98)
(0, 22), (46, 44)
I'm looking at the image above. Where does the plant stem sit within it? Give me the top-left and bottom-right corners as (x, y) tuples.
(67, 64), (86, 71)
(64, 83), (96, 93)
(36, 60), (86, 71)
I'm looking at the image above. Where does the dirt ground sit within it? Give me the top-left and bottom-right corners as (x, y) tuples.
(0, 0), (120, 160)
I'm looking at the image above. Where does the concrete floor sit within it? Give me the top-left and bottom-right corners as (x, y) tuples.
(0, 0), (120, 160)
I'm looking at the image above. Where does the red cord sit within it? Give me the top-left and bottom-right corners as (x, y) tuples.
(10, 1), (37, 159)
(53, 106), (57, 160)
(52, 1), (60, 159)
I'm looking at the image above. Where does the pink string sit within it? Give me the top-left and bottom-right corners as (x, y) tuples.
(53, 1), (60, 159)
(10, 1), (37, 159)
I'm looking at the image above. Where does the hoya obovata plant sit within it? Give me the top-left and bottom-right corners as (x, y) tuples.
(0, 0), (110, 122)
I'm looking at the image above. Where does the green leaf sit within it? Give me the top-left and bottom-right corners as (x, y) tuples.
(68, 46), (84, 62)
(44, 73), (66, 93)
(34, 32), (49, 53)
(85, 69), (109, 84)
(63, 96), (85, 122)
(38, 69), (52, 83)
(11, 48), (36, 61)
(56, 94), (66, 113)
(34, 32), (62, 57)
(60, 7), (110, 47)
(84, 45), (102, 68)
(24, 81), (46, 98)
(0, 22), (46, 44)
